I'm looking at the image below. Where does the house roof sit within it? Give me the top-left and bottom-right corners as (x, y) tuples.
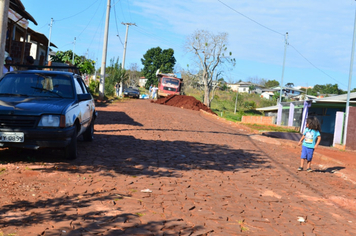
(28, 28), (57, 48)
(256, 105), (278, 111)
(10, 0), (37, 25)
(272, 86), (304, 93)
(314, 92), (356, 103)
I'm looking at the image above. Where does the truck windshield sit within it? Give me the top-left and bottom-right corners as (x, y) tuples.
(162, 78), (179, 86)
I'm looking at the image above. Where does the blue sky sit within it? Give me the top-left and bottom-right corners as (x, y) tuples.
(22, 0), (356, 90)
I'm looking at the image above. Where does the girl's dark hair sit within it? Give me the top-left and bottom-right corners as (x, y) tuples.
(307, 116), (321, 132)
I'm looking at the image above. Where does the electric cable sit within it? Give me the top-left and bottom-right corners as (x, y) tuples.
(217, 0), (284, 37)
(55, 0), (100, 22)
(113, 3), (124, 48)
(289, 44), (348, 88)
(76, 0), (102, 39)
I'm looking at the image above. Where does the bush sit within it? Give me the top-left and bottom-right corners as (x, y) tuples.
(89, 79), (100, 95)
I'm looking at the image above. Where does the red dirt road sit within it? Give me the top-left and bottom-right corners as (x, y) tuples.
(0, 99), (355, 235)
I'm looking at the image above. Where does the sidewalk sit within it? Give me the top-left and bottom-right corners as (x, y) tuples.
(251, 132), (356, 184)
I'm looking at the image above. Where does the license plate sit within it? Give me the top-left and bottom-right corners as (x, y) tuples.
(0, 132), (24, 142)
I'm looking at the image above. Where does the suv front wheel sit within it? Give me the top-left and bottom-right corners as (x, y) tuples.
(65, 128), (77, 160)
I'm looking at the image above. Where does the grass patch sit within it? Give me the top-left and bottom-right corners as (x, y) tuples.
(0, 168), (6, 174)
(242, 123), (299, 133)
(135, 212), (145, 217)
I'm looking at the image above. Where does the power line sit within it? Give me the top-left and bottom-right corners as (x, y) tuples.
(289, 44), (347, 88)
(217, 0), (284, 37)
(76, 0), (102, 39)
(113, 3), (124, 47)
(55, 0), (100, 22)
(218, 0), (348, 89)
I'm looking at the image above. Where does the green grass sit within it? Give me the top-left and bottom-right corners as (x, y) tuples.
(184, 88), (298, 133)
(184, 88), (275, 122)
(242, 123), (299, 133)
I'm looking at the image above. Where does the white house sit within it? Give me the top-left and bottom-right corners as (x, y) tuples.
(227, 81), (264, 93)
(139, 77), (147, 87)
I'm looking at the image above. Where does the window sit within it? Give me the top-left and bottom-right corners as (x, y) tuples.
(74, 78), (84, 95)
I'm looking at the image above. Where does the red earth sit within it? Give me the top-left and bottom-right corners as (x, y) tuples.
(152, 95), (217, 115)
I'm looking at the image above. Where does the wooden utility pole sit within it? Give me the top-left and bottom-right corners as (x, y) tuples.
(0, 0), (10, 76)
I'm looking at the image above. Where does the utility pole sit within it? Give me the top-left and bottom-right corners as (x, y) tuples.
(0, 0), (10, 76)
(46, 18), (53, 65)
(119, 22), (136, 97)
(234, 89), (238, 114)
(99, 0), (111, 100)
(279, 32), (288, 104)
(343, 7), (356, 147)
(72, 37), (76, 65)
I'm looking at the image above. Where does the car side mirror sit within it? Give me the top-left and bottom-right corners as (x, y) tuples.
(77, 93), (92, 101)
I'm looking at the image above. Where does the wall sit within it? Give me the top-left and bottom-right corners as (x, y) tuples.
(5, 40), (31, 62)
(346, 106), (356, 150)
(242, 116), (275, 125)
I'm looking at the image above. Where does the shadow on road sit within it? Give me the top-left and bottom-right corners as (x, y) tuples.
(95, 110), (143, 126)
(0, 191), (204, 235)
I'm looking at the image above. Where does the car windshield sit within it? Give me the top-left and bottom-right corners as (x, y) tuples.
(0, 73), (74, 98)
(162, 78), (179, 86)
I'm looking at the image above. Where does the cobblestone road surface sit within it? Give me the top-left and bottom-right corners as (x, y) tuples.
(0, 99), (355, 235)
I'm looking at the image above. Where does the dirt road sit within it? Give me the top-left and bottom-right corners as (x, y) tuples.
(0, 99), (355, 235)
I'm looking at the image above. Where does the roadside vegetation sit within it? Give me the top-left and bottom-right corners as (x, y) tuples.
(184, 87), (275, 121)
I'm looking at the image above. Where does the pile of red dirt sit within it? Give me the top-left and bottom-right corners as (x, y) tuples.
(152, 95), (217, 115)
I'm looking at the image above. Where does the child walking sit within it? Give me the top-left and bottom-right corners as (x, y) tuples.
(298, 116), (321, 172)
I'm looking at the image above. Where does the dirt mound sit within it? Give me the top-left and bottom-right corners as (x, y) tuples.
(152, 95), (217, 115)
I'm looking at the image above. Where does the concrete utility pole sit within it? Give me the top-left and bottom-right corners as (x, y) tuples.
(99, 0), (111, 100)
(72, 37), (76, 65)
(46, 18), (53, 65)
(119, 22), (136, 97)
(279, 32), (288, 104)
(0, 0), (10, 76)
(343, 7), (356, 147)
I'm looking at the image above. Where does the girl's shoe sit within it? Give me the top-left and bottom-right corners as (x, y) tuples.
(307, 168), (313, 172)
(298, 167), (303, 171)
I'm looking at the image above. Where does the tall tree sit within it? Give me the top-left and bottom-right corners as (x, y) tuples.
(126, 63), (141, 87)
(185, 30), (235, 107)
(141, 47), (176, 89)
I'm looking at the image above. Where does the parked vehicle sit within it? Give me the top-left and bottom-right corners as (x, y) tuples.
(0, 70), (97, 160)
(123, 87), (140, 98)
(156, 70), (183, 98)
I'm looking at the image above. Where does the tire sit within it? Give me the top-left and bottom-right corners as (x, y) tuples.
(65, 128), (77, 160)
(83, 118), (94, 141)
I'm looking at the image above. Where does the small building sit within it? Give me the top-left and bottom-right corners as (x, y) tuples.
(227, 81), (264, 93)
(138, 77), (147, 87)
(256, 93), (356, 150)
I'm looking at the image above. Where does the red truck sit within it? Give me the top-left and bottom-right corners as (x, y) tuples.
(156, 70), (184, 98)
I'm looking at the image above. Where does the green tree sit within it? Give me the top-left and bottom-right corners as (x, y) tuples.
(264, 79), (280, 88)
(248, 84), (256, 94)
(50, 50), (95, 74)
(105, 58), (128, 96)
(141, 47), (176, 89)
(310, 83), (345, 95)
(185, 29), (235, 107)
